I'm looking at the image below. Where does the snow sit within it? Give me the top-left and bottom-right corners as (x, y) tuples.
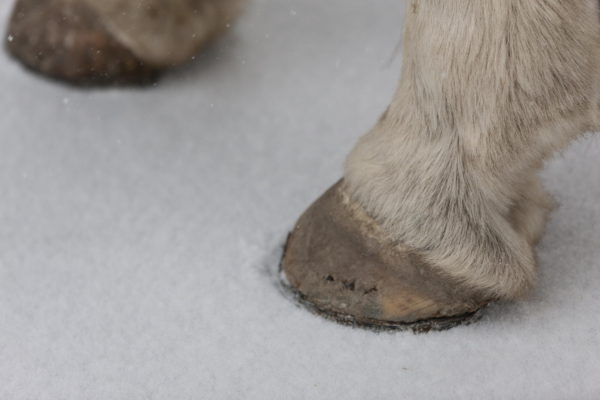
(1, 0), (599, 398)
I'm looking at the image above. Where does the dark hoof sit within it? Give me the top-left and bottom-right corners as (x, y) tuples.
(6, 0), (161, 86)
(280, 181), (491, 332)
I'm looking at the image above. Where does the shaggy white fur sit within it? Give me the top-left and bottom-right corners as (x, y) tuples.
(345, 0), (600, 300)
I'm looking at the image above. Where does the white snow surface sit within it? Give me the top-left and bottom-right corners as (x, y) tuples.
(1, 0), (599, 399)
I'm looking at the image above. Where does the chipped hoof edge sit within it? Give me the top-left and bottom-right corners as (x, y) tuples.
(278, 181), (492, 333)
(278, 239), (486, 333)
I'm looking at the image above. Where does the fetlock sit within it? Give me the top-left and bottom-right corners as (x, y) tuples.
(344, 0), (599, 300)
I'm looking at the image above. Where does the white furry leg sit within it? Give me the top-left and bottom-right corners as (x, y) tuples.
(345, 134), (539, 299)
(344, 0), (599, 300)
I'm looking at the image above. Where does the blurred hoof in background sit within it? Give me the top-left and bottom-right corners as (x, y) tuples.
(5, 0), (242, 86)
(280, 181), (491, 333)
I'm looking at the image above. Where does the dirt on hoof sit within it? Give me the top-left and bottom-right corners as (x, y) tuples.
(280, 181), (491, 333)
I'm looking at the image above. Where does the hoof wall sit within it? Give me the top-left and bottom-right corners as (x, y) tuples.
(6, 0), (161, 86)
(280, 181), (490, 332)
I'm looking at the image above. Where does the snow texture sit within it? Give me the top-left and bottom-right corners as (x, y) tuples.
(1, 0), (599, 399)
